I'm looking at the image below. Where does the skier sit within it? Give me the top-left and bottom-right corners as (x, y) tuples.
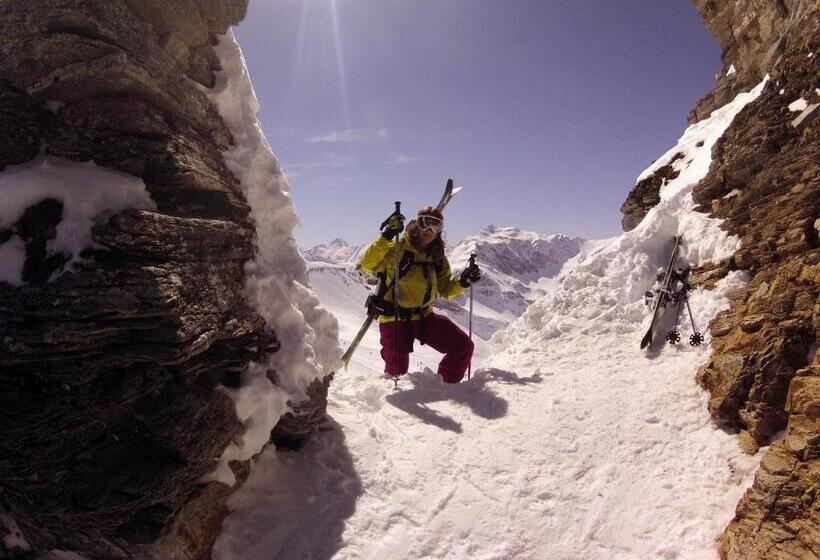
(359, 205), (482, 383)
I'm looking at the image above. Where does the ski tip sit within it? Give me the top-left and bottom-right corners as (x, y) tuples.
(452, 186), (464, 195)
(446, 178), (453, 189)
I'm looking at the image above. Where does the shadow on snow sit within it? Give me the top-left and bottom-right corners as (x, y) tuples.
(213, 418), (362, 560)
(384, 368), (541, 433)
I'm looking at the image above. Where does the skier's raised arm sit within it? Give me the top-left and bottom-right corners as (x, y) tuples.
(359, 210), (404, 274)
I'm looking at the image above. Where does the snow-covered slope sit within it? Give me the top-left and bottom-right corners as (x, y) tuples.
(301, 238), (367, 265)
(448, 226), (584, 320)
(215, 78), (771, 560)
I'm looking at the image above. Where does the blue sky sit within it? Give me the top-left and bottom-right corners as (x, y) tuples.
(234, 1), (720, 248)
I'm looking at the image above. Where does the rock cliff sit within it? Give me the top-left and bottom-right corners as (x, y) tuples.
(622, 1), (818, 558)
(0, 1), (331, 558)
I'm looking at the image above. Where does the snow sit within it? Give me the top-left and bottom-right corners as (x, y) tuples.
(791, 103), (820, 129)
(302, 238), (367, 265)
(726, 64), (736, 76)
(201, 31), (342, 485)
(636, 76), (767, 185)
(1, 511), (30, 551)
(0, 156), (154, 286)
(788, 97), (808, 112)
(214, 76), (770, 559)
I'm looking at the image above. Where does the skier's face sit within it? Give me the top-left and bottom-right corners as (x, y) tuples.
(416, 215), (442, 247)
(419, 226), (438, 247)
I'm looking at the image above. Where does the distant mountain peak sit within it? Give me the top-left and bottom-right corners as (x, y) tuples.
(302, 238), (366, 265)
(449, 226), (584, 285)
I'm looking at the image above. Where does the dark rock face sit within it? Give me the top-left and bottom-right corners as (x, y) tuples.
(687, 0), (815, 124)
(272, 375), (334, 450)
(622, 2), (819, 558)
(14, 198), (70, 285)
(717, 368), (820, 560)
(0, 1), (331, 559)
(619, 152), (684, 231)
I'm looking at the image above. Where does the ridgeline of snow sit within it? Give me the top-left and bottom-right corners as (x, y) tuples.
(301, 238), (367, 265)
(215, 78), (770, 560)
(450, 226), (583, 283)
(0, 157), (155, 286)
(200, 31), (341, 486)
(449, 226), (584, 319)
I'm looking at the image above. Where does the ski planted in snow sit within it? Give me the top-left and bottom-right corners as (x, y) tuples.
(341, 179), (464, 369)
(640, 235), (681, 349)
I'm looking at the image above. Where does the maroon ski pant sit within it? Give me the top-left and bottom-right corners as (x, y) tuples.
(379, 312), (474, 383)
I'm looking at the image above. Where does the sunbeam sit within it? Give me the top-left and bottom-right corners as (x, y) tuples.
(291, 0), (353, 138)
(329, 0), (352, 132)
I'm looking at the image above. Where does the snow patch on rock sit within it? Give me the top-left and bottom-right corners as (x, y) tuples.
(0, 157), (155, 286)
(1, 511), (30, 551)
(788, 97), (808, 112)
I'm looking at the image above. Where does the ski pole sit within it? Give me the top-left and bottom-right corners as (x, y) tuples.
(393, 201), (401, 389)
(467, 253), (475, 380)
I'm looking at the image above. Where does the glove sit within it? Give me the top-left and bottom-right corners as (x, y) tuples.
(380, 211), (405, 241)
(459, 262), (481, 287)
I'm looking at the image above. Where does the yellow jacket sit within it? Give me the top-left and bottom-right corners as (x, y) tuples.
(359, 235), (464, 323)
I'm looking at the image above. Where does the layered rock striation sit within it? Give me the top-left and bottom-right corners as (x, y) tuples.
(0, 1), (329, 558)
(622, 1), (818, 558)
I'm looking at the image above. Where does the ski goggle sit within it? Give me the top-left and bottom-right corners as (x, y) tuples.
(417, 215), (443, 233)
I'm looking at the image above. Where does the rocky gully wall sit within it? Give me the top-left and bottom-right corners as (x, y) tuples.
(0, 1), (329, 558)
(622, 1), (818, 558)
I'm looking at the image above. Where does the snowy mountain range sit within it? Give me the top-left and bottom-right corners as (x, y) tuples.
(300, 238), (366, 265)
(448, 226), (584, 319)
(301, 226), (584, 339)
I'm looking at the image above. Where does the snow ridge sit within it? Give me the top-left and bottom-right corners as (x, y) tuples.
(201, 31), (342, 485)
(301, 238), (367, 265)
